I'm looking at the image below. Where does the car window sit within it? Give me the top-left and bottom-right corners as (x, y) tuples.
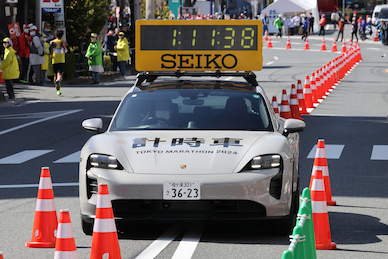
(379, 10), (388, 19)
(110, 89), (273, 131)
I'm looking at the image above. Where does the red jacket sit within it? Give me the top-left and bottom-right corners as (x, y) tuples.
(338, 20), (345, 31)
(18, 32), (31, 58)
(319, 17), (326, 26)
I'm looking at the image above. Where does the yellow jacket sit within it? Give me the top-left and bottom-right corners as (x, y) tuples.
(116, 38), (130, 62)
(42, 42), (50, 70)
(0, 46), (20, 80)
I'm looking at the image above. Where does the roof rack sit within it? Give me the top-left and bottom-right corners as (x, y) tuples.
(135, 70), (259, 87)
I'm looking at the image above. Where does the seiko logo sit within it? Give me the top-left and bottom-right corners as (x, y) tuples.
(161, 54), (238, 69)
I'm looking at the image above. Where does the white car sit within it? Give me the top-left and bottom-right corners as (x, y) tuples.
(79, 71), (305, 235)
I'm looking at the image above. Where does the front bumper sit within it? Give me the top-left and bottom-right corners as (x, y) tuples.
(80, 167), (293, 221)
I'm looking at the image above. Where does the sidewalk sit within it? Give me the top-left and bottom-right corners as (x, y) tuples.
(0, 67), (138, 107)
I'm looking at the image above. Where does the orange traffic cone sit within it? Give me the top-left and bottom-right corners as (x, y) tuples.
(90, 183), (121, 259)
(289, 84), (302, 120)
(310, 72), (318, 104)
(304, 37), (310, 50)
(303, 76), (313, 109)
(279, 89), (292, 119)
(341, 39), (347, 53)
(374, 30), (380, 41)
(54, 210), (78, 258)
(309, 139), (336, 206)
(320, 38), (327, 51)
(296, 79), (308, 115)
(26, 167), (58, 248)
(271, 96), (280, 117)
(263, 30), (269, 41)
(310, 170), (337, 250)
(267, 36), (273, 49)
(286, 36), (292, 49)
(331, 39), (338, 52)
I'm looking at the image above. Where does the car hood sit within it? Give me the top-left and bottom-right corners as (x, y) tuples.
(108, 131), (275, 174)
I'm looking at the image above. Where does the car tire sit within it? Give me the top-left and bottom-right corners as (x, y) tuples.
(273, 182), (300, 236)
(82, 217), (93, 235)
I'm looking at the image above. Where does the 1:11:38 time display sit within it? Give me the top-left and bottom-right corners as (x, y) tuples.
(141, 25), (257, 51)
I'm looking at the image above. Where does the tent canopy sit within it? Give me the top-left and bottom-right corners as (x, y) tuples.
(261, 0), (320, 33)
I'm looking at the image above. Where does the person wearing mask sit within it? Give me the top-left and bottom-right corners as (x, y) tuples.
(18, 24), (31, 83)
(85, 33), (104, 84)
(114, 32), (130, 78)
(41, 33), (51, 86)
(0, 38), (19, 100)
(262, 14), (269, 35)
(29, 25), (45, 85)
(302, 17), (309, 41)
(319, 14), (326, 36)
(273, 14), (285, 38)
(50, 30), (68, 95)
(336, 17), (345, 42)
(42, 22), (54, 43)
(308, 12), (315, 34)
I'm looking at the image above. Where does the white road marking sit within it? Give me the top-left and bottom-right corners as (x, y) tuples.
(307, 144), (345, 159)
(273, 56), (279, 60)
(0, 150), (53, 164)
(0, 109), (82, 136)
(265, 61), (274, 65)
(0, 182), (79, 189)
(135, 223), (186, 259)
(371, 145), (388, 160)
(171, 224), (205, 259)
(54, 151), (81, 163)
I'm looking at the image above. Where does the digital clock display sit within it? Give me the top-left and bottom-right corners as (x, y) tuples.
(141, 25), (258, 51)
(135, 20), (263, 72)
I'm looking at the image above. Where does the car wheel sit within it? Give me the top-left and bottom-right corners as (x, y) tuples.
(82, 217), (93, 235)
(273, 182), (300, 236)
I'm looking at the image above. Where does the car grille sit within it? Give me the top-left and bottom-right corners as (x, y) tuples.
(111, 200), (266, 220)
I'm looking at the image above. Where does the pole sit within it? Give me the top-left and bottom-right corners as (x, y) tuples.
(35, 0), (41, 30)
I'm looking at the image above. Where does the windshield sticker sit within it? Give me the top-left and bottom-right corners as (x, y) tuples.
(134, 149), (238, 155)
(253, 94), (260, 99)
(132, 137), (243, 148)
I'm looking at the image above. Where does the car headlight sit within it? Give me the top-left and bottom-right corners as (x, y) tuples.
(251, 154), (281, 169)
(88, 154), (123, 169)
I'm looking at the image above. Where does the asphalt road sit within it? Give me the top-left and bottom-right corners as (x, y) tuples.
(0, 30), (388, 258)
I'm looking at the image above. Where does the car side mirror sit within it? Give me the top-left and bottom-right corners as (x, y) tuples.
(283, 118), (306, 136)
(82, 118), (103, 134)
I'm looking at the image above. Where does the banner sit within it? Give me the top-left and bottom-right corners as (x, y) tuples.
(42, 0), (62, 13)
(8, 22), (21, 39)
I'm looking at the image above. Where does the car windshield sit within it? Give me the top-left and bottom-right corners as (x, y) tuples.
(110, 89), (272, 131)
(379, 10), (388, 19)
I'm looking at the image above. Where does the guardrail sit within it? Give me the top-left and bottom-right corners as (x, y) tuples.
(281, 188), (317, 259)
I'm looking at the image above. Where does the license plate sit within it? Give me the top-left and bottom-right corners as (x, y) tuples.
(163, 181), (201, 200)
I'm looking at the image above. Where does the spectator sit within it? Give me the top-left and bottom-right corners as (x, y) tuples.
(262, 14), (269, 35)
(331, 10), (339, 30)
(351, 17), (358, 43)
(302, 17), (308, 41)
(86, 33), (104, 85)
(121, 25), (130, 41)
(42, 22), (54, 43)
(292, 13), (300, 35)
(0, 37), (19, 99)
(41, 33), (50, 86)
(289, 14), (295, 35)
(319, 14), (326, 36)
(169, 10), (176, 20)
(366, 15), (372, 36)
(308, 12), (315, 34)
(283, 15), (290, 36)
(18, 24), (31, 83)
(115, 32), (130, 78)
(359, 16), (367, 40)
(336, 17), (345, 42)
(243, 6), (248, 19)
(50, 30), (68, 95)
(300, 11), (306, 26)
(223, 5), (229, 19)
(29, 25), (45, 85)
(104, 30), (117, 71)
(273, 14), (285, 38)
